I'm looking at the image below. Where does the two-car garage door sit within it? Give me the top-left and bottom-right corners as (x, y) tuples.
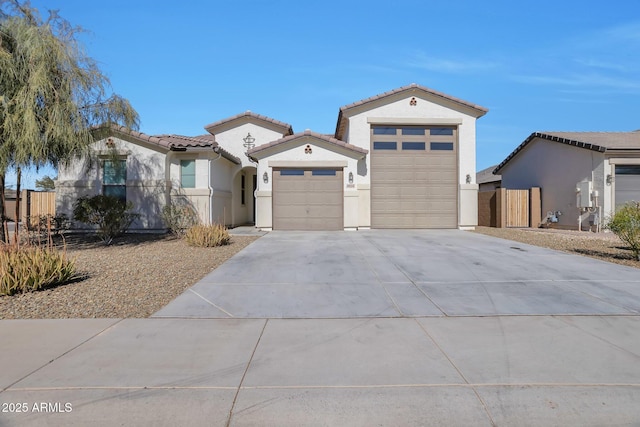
(273, 168), (343, 230)
(371, 125), (458, 228)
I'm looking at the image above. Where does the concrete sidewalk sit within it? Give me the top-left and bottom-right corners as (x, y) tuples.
(1, 316), (639, 426)
(1, 230), (639, 426)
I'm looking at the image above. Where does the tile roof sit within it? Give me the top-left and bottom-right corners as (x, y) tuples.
(494, 131), (640, 174)
(335, 83), (488, 139)
(99, 125), (241, 164)
(204, 111), (293, 135)
(247, 130), (368, 158)
(154, 133), (217, 149)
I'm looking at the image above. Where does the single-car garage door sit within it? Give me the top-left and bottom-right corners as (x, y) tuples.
(371, 125), (458, 228)
(615, 165), (640, 209)
(273, 168), (343, 230)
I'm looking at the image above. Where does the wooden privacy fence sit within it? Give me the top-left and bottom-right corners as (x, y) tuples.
(505, 189), (529, 227)
(5, 190), (56, 224)
(27, 191), (56, 223)
(478, 187), (541, 228)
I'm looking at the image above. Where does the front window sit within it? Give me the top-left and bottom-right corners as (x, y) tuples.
(103, 159), (127, 202)
(180, 160), (196, 188)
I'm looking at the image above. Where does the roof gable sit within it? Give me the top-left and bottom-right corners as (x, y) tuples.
(204, 111), (293, 136)
(335, 83), (488, 140)
(494, 131), (640, 174)
(95, 125), (241, 164)
(247, 130), (368, 160)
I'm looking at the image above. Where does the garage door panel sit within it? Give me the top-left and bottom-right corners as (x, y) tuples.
(273, 169), (343, 231)
(371, 128), (458, 229)
(615, 167), (640, 208)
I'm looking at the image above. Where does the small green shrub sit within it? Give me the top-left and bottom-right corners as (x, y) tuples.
(184, 224), (231, 247)
(606, 201), (640, 261)
(73, 195), (140, 245)
(0, 244), (76, 296)
(161, 202), (200, 237)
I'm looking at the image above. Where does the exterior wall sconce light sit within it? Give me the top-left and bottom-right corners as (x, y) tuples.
(348, 172), (354, 184)
(465, 174), (471, 184)
(263, 171), (269, 184)
(243, 133), (256, 150)
(606, 174), (613, 185)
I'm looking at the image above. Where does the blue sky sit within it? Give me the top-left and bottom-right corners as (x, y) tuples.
(6, 0), (640, 189)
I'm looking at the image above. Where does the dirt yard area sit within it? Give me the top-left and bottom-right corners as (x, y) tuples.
(0, 233), (259, 319)
(472, 226), (639, 269)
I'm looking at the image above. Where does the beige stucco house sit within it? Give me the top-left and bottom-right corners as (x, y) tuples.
(495, 131), (640, 230)
(56, 84), (488, 231)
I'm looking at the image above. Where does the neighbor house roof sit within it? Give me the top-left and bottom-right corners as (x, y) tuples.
(476, 165), (501, 184)
(335, 83), (489, 140)
(494, 131), (640, 174)
(204, 111), (294, 136)
(102, 125), (241, 164)
(4, 189), (18, 199)
(247, 130), (368, 159)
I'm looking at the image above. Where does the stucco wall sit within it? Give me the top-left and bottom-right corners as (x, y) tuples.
(168, 151), (237, 226)
(56, 136), (168, 230)
(253, 136), (361, 230)
(215, 123), (285, 168)
(500, 138), (606, 229)
(344, 96), (478, 185)
(343, 94), (480, 228)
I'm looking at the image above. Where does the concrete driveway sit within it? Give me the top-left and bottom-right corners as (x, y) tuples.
(2, 230), (640, 426)
(154, 230), (640, 318)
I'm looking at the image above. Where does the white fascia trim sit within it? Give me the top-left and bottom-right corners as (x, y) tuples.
(268, 160), (348, 168)
(608, 158), (640, 165)
(367, 117), (463, 125)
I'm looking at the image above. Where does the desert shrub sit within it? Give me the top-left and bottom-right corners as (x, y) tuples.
(0, 244), (76, 296)
(73, 195), (140, 245)
(184, 224), (231, 247)
(28, 214), (70, 236)
(161, 202), (200, 237)
(606, 201), (640, 261)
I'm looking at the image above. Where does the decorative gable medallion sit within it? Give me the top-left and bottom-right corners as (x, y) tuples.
(409, 97), (417, 106)
(305, 144), (313, 154)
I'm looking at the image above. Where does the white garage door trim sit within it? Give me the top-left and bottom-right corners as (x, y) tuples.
(370, 125), (458, 229)
(272, 167), (344, 231)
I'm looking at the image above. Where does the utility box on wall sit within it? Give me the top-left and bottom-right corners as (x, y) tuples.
(577, 181), (593, 208)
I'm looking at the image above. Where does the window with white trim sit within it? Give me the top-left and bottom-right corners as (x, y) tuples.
(103, 159), (127, 202)
(180, 159), (196, 188)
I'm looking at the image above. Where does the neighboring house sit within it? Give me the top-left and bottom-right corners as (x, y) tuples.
(494, 131), (640, 229)
(56, 83), (488, 231)
(476, 165), (501, 191)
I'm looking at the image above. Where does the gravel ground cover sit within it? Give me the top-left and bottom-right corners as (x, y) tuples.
(2, 227), (637, 319)
(0, 233), (258, 319)
(472, 226), (639, 269)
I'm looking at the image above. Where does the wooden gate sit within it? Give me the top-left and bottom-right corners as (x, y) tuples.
(505, 189), (529, 227)
(18, 190), (56, 225)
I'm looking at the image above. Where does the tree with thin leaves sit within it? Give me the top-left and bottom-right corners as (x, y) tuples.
(35, 175), (55, 191)
(0, 0), (139, 243)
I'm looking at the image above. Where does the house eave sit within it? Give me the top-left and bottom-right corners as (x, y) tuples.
(494, 132), (608, 174)
(248, 130), (368, 160)
(334, 83), (488, 140)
